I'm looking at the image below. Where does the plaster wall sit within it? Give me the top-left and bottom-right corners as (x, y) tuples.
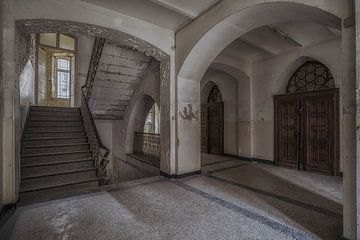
(76, 35), (94, 106)
(251, 38), (343, 163)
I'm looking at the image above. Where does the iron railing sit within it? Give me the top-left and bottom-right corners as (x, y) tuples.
(133, 132), (160, 160)
(80, 36), (110, 185)
(84, 37), (105, 100)
(81, 87), (110, 185)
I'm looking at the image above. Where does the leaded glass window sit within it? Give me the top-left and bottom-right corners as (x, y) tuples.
(286, 61), (335, 93)
(56, 58), (70, 98)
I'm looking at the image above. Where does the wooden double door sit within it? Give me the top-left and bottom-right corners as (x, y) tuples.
(274, 89), (339, 176)
(201, 102), (224, 155)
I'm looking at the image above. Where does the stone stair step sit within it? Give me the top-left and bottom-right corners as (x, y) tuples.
(20, 169), (98, 192)
(31, 106), (80, 113)
(28, 116), (82, 122)
(24, 131), (86, 138)
(21, 165), (96, 179)
(19, 105), (100, 201)
(25, 126), (84, 133)
(27, 121), (83, 127)
(22, 137), (88, 146)
(20, 177), (99, 194)
(19, 180), (100, 205)
(30, 111), (81, 117)
(21, 158), (93, 168)
(21, 143), (90, 155)
(22, 151), (92, 165)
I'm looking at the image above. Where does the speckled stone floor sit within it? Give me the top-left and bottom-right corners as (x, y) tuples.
(0, 156), (342, 240)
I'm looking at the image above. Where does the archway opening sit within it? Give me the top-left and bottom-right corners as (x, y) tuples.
(201, 82), (224, 156)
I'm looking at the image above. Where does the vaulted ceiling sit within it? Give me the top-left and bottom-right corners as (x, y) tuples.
(81, 0), (221, 30)
(218, 21), (341, 64)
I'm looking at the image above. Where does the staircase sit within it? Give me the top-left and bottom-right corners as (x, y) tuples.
(20, 106), (100, 202)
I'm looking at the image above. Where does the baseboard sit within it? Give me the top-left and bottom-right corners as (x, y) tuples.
(222, 154), (274, 165)
(160, 170), (201, 179)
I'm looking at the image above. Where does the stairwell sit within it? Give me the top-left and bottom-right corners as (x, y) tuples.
(20, 106), (100, 203)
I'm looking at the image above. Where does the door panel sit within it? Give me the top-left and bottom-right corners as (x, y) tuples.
(303, 93), (334, 175)
(201, 104), (208, 153)
(208, 102), (223, 155)
(275, 98), (299, 169)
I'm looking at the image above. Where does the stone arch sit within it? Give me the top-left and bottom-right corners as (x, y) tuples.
(175, 0), (343, 176)
(15, 19), (172, 175)
(177, 1), (342, 82)
(125, 94), (158, 155)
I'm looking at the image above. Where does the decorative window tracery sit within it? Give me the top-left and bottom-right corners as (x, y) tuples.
(286, 61), (335, 93)
(208, 85), (222, 103)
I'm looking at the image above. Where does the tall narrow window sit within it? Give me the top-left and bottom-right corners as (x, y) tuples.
(56, 58), (71, 98)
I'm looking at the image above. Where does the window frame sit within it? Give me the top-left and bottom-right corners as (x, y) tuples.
(37, 33), (76, 53)
(55, 57), (71, 99)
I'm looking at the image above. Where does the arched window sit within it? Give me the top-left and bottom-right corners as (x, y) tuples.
(286, 61), (335, 93)
(208, 85), (222, 103)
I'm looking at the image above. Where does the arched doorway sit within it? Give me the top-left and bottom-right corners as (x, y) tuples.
(201, 83), (224, 155)
(274, 60), (339, 175)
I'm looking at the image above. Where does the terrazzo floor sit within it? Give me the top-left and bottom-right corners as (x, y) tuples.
(0, 155), (343, 240)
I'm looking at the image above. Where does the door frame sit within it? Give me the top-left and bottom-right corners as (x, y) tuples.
(274, 88), (340, 176)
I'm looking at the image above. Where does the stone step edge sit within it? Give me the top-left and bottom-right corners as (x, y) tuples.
(21, 142), (89, 150)
(21, 158), (93, 168)
(27, 122), (83, 125)
(28, 118), (82, 122)
(20, 177), (99, 193)
(21, 150), (92, 158)
(24, 130), (86, 134)
(21, 167), (97, 180)
(22, 136), (88, 141)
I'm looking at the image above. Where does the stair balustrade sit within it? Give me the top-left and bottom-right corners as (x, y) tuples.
(133, 132), (160, 162)
(81, 36), (110, 185)
(81, 87), (110, 185)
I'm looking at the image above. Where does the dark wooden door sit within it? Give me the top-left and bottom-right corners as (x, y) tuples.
(274, 89), (339, 175)
(275, 98), (300, 169)
(202, 102), (224, 155)
(302, 91), (337, 175)
(201, 104), (208, 153)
